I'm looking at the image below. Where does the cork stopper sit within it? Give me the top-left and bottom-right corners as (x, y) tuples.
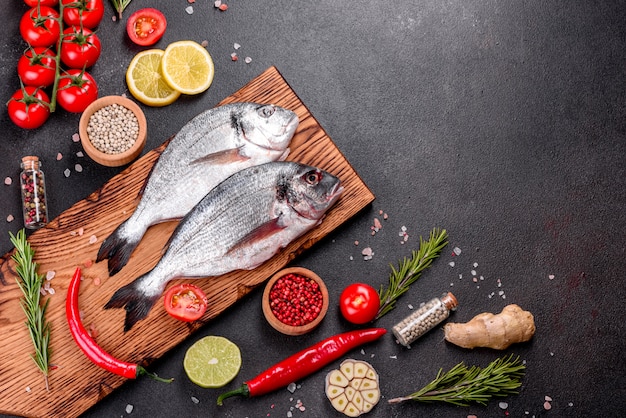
(21, 156), (40, 170)
(441, 292), (458, 310)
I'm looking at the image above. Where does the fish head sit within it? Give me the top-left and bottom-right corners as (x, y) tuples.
(239, 104), (299, 152)
(282, 164), (344, 221)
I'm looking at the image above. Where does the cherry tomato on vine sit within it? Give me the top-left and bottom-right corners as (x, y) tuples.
(7, 86), (50, 130)
(61, 0), (104, 29)
(339, 283), (381, 324)
(126, 8), (167, 46)
(20, 6), (61, 47)
(60, 26), (101, 68)
(24, 0), (58, 7)
(163, 284), (208, 322)
(56, 69), (98, 113)
(17, 46), (57, 87)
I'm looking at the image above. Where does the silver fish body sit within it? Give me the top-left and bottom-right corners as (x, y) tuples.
(105, 161), (343, 331)
(97, 102), (299, 276)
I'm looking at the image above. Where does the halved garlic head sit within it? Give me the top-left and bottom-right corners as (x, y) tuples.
(325, 359), (380, 416)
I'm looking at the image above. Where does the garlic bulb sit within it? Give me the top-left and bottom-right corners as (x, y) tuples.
(325, 359), (380, 416)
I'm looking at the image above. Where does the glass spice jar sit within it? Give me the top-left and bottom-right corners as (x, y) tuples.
(392, 292), (458, 347)
(20, 156), (49, 230)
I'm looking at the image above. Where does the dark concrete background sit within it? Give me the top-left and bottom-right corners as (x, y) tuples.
(1, 1), (625, 417)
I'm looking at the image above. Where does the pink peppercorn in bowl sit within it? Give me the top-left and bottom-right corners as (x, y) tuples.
(79, 95), (147, 167)
(262, 267), (329, 336)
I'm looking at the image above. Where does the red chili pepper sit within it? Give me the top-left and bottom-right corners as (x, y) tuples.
(65, 267), (172, 382)
(217, 327), (386, 405)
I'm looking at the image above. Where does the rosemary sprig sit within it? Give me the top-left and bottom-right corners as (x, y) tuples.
(110, 0), (133, 19)
(9, 229), (52, 391)
(388, 354), (526, 406)
(376, 228), (448, 319)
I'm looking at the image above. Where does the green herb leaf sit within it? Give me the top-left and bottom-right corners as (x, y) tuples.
(376, 228), (448, 319)
(387, 354), (526, 406)
(9, 229), (52, 391)
(110, 0), (133, 19)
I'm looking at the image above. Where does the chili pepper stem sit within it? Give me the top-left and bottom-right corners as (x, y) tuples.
(136, 366), (174, 383)
(217, 384), (250, 406)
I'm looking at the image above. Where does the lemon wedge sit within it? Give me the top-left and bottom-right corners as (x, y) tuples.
(126, 49), (181, 107)
(161, 40), (215, 95)
(183, 336), (242, 389)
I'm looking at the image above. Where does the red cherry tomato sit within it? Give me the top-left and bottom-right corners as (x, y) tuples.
(163, 284), (208, 322)
(24, 0), (58, 7)
(60, 26), (101, 68)
(56, 69), (98, 113)
(61, 0), (104, 29)
(126, 8), (167, 46)
(339, 283), (380, 324)
(8, 86), (50, 130)
(20, 6), (61, 47)
(17, 46), (57, 87)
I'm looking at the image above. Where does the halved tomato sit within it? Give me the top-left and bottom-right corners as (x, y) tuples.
(163, 283), (208, 322)
(126, 8), (167, 46)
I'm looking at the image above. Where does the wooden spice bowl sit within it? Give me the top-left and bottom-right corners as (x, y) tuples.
(79, 95), (147, 167)
(262, 267), (329, 336)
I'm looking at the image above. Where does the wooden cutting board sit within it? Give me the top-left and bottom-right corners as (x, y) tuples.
(0, 66), (374, 418)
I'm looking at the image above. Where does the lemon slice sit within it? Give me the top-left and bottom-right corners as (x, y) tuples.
(161, 40), (215, 95)
(126, 49), (181, 107)
(183, 336), (242, 388)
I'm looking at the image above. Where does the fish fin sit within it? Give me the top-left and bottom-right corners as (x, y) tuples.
(278, 147), (291, 161)
(96, 224), (141, 276)
(225, 217), (286, 256)
(104, 277), (161, 332)
(190, 147), (250, 165)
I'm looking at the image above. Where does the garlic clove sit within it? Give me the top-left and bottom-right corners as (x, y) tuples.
(343, 402), (361, 417)
(350, 378), (363, 390)
(361, 388), (380, 405)
(340, 359), (355, 380)
(328, 369), (350, 387)
(326, 384), (344, 400)
(345, 386), (356, 401)
(331, 393), (349, 411)
(353, 361), (369, 378)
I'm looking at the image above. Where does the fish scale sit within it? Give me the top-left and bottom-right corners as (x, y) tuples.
(96, 102), (299, 276)
(105, 161), (343, 332)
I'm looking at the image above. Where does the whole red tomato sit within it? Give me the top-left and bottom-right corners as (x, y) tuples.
(126, 8), (167, 46)
(17, 46), (57, 87)
(61, 0), (104, 29)
(20, 6), (61, 47)
(163, 284), (208, 322)
(339, 283), (381, 324)
(7, 86), (50, 129)
(60, 26), (101, 68)
(24, 0), (58, 6)
(56, 69), (98, 113)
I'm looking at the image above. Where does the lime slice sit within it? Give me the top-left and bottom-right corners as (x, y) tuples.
(125, 49), (181, 107)
(161, 40), (215, 95)
(183, 336), (242, 388)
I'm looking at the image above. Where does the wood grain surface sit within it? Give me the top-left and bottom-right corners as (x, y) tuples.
(0, 66), (374, 418)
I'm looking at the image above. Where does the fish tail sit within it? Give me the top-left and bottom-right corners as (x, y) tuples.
(104, 276), (161, 332)
(96, 223), (142, 276)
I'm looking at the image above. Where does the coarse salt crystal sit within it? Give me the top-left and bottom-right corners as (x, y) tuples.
(231, 52), (238, 61)
(549, 274), (555, 280)
(185, 5), (193, 14)
(46, 271), (56, 281)
(72, 133), (80, 142)
(453, 247), (462, 256)
(543, 401), (552, 410)
(449, 261), (455, 267)
(93, 277), (101, 286)
(214, 0), (221, 6)
(64, 169), (71, 177)
(201, 40), (209, 47)
(499, 401), (508, 409)
(125, 404), (133, 414)
(7, 214), (14, 222)
(545, 395), (552, 401)
(373, 217), (382, 231)
(287, 382), (297, 393)
(75, 164), (83, 173)
(244, 56), (252, 63)
(191, 396), (199, 404)
(234, 43), (241, 49)
(5, 177), (12, 185)
(471, 269), (477, 276)
(76, 151), (84, 157)
(56, 153), (63, 160)
(88, 235), (97, 244)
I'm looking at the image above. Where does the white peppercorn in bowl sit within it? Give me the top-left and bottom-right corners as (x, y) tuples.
(79, 96), (147, 167)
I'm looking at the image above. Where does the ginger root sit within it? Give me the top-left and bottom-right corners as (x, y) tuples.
(443, 304), (535, 350)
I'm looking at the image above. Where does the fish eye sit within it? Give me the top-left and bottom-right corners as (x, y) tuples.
(304, 170), (322, 185)
(258, 105), (275, 118)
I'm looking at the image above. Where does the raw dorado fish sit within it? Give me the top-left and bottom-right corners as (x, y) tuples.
(97, 102), (299, 276)
(105, 161), (343, 331)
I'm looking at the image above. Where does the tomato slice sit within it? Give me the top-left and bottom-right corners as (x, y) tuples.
(126, 8), (167, 46)
(164, 284), (208, 322)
